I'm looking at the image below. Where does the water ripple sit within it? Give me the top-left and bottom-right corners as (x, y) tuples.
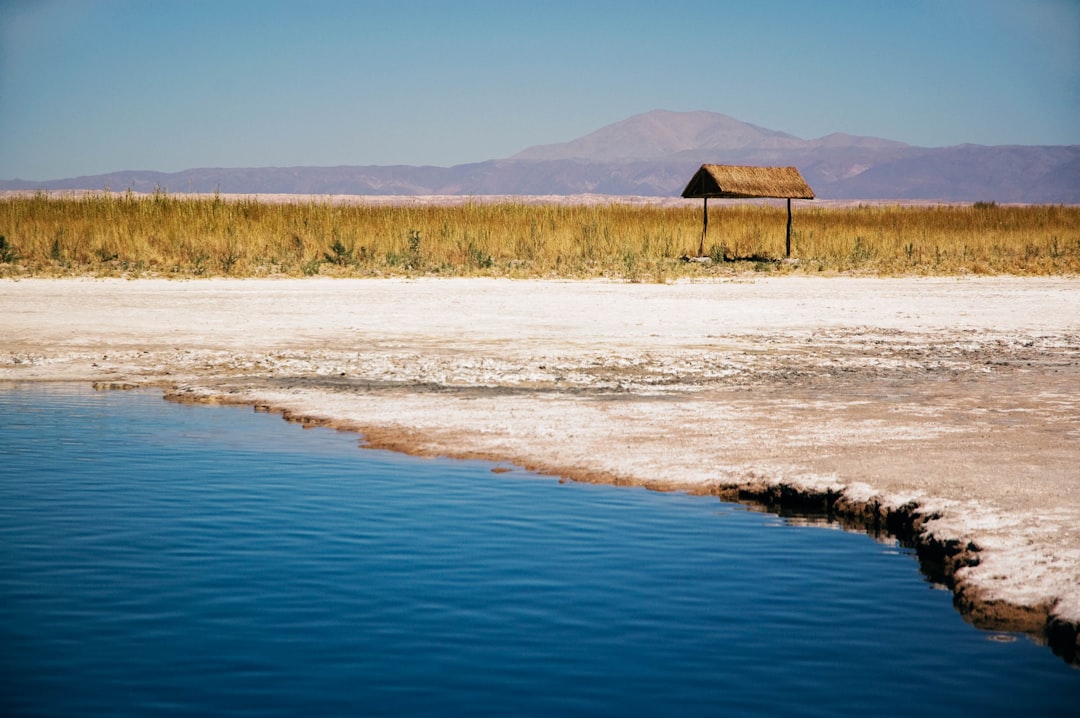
(1, 383), (1075, 717)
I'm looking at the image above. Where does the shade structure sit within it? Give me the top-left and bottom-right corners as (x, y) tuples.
(681, 164), (815, 200)
(681, 164), (815, 258)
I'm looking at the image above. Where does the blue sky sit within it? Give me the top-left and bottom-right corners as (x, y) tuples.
(2, 0), (1078, 180)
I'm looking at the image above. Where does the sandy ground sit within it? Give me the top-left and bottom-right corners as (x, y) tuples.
(1, 188), (1020, 208)
(2, 276), (1078, 659)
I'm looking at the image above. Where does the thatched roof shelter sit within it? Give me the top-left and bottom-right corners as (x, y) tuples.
(681, 164), (815, 257)
(682, 164), (814, 200)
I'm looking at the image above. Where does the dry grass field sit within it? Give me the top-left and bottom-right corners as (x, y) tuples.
(1, 191), (1078, 279)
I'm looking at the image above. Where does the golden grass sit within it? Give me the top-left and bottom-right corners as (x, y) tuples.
(1, 192), (1077, 279)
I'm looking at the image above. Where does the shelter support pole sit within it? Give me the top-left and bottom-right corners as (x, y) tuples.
(785, 198), (793, 257)
(699, 197), (708, 257)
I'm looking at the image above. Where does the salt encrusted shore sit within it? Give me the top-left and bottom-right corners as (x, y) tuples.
(2, 276), (1078, 663)
(1, 188), (1029, 208)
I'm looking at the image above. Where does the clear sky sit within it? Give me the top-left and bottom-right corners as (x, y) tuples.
(2, 0), (1078, 180)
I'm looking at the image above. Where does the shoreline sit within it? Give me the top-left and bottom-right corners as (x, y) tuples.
(155, 381), (1079, 664)
(3, 276), (1078, 664)
(5, 188), (1067, 208)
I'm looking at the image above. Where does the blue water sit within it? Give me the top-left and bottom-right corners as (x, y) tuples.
(0, 384), (1075, 717)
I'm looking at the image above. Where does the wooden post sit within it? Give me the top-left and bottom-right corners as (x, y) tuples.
(698, 197), (708, 257)
(785, 198), (793, 258)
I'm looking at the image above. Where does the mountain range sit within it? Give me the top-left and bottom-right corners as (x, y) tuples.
(3, 110), (1077, 202)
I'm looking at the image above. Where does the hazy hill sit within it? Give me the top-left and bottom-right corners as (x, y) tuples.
(511, 110), (812, 161)
(511, 109), (906, 161)
(3, 110), (1077, 202)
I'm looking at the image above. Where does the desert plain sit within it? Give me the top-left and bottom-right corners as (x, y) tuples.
(1, 274), (1078, 661)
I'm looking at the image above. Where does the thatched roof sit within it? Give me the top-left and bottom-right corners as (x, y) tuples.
(681, 164), (815, 199)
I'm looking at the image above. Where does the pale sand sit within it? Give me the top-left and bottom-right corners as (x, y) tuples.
(1, 189), (1018, 208)
(2, 276), (1078, 656)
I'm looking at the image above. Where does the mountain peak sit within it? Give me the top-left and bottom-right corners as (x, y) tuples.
(810, 132), (909, 150)
(511, 109), (809, 161)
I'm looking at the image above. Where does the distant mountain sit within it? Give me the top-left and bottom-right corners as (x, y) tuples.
(509, 111), (1078, 202)
(511, 109), (906, 161)
(0, 160), (691, 197)
(511, 110), (811, 161)
(3, 110), (1077, 202)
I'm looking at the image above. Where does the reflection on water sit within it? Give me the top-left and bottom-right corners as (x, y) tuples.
(1, 383), (1075, 717)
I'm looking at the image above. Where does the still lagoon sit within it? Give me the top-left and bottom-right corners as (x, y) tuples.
(1, 383), (1075, 716)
